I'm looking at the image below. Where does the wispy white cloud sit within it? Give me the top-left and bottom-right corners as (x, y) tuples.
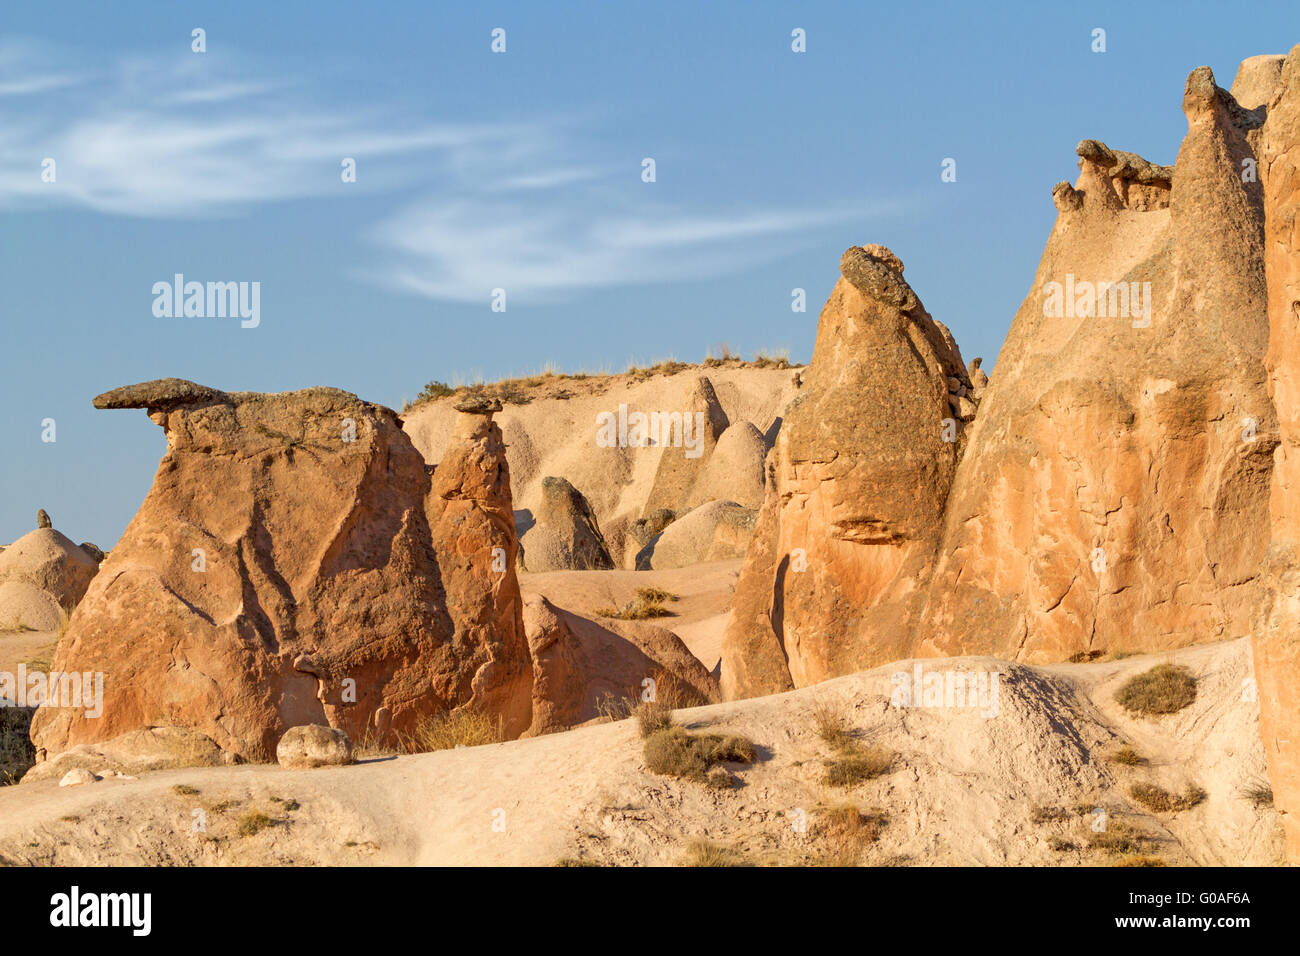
(0, 38), (909, 300)
(364, 197), (880, 303)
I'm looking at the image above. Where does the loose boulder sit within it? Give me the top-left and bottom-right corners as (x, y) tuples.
(518, 477), (615, 572)
(276, 724), (354, 769)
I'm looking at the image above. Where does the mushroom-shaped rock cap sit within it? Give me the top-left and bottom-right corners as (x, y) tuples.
(453, 395), (503, 415)
(1076, 139), (1173, 184)
(839, 245), (919, 313)
(94, 378), (230, 411)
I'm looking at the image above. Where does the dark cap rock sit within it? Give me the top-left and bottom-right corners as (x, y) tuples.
(839, 245), (920, 313)
(94, 379), (230, 411)
(453, 396), (503, 415)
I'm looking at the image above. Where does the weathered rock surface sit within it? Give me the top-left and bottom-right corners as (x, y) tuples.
(29, 379), (533, 763)
(522, 594), (718, 735)
(687, 422), (767, 511)
(426, 402), (534, 739)
(721, 245), (970, 699)
(276, 724), (354, 769)
(0, 580), (62, 631)
(518, 477), (615, 572)
(641, 376), (731, 517)
(915, 65), (1275, 665)
(21, 726), (226, 783)
(0, 528), (100, 609)
(636, 499), (755, 570)
(1251, 43), (1300, 863)
(622, 508), (677, 569)
(402, 365), (797, 566)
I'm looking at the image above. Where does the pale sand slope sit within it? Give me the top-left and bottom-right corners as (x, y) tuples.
(0, 629), (57, 674)
(520, 560), (741, 673)
(0, 637), (1280, 866)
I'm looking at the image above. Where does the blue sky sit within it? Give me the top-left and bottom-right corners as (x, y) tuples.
(2, 0), (1297, 547)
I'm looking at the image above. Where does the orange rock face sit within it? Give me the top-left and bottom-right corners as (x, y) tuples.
(29, 380), (532, 761)
(722, 62), (1285, 700)
(427, 405), (534, 738)
(917, 66), (1274, 664)
(522, 594), (717, 735)
(1253, 45), (1300, 862)
(720, 245), (970, 699)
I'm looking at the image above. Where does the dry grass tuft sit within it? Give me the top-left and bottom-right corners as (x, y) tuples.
(682, 838), (748, 867)
(1030, 805), (1070, 824)
(1087, 820), (1159, 857)
(1108, 746), (1145, 766)
(1116, 664), (1197, 715)
(813, 804), (888, 865)
(1129, 782), (1206, 813)
(1239, 779), (1274, 808)
(824, 747), (893, 787)
(402, 710), (504, 753)
(594, 589), (677, 620)
(706, 767), (733, 790)
(643, 727), (757, 781)
(1068, 649), (1105, 663)
(236, 811), (274, 837)
(0, 706), (36, 785)
(635, 700), (674, 738)
(594, 692), (636, 723)
(811, 698), (855, 749)
(649, 667), (711, 709)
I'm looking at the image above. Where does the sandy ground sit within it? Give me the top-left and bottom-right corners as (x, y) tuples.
(520, 560), (740, 673)
(0, 628), (56, 674)
(0, 636), (1280, 866)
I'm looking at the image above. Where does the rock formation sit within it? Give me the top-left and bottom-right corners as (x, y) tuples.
(0, 528), (101, 629)
(522, 594), (717, 734)
(29, 379), (533, 764)
(426, 397), (534, 738)
(1250, 44), (1300, 862)
(712, 53), (1300, 866)
(623, 508), (677, 568)
(401, 365), (797, 567)
(518, 476), (615, 572)
(636, 499), (755, 570)
(641, 376), (731, 516)
(721, 245), (971, 699)
(687, 421), (767, 511)
(915, 64), (1274, 663)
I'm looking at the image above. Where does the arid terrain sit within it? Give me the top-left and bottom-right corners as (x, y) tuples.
(0, 633), (1279, 866)
(4, 45), (1300, 869)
